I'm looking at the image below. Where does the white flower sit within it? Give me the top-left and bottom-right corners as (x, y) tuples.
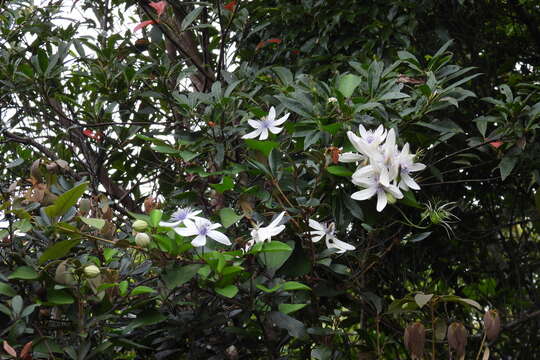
(359, 124), (387, 146)
(397, 143), (426, 191)
(308, 219), (355, 253)
(244, 211), (286, 251)
(327, 97), (338, 103)
(160, 207), (203, 227)
(351, 164), (403, 212)
(175, 218), (231, 247)
(242, 106), (290, 141)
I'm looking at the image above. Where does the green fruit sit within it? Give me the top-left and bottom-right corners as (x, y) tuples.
(84, 264), (101, 278)
(133, 219), (149, 232)
(135, 232), (151, 247)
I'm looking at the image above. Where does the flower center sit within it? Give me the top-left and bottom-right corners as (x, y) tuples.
(198, 225), (209, 236)
(261, 119), (272, 129)
(171, 209), (188, 221)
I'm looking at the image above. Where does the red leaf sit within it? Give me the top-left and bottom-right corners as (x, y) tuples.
(149, 1), (167, 17)
(20, 341), (32, 360)
(255, 38), (282, 50)
(82, 129), (103, 141)
(490, 141), (503, 149)
(224, 0), (237, 11)
(134, 20), (157, 32)
(3, 341), (17, 357)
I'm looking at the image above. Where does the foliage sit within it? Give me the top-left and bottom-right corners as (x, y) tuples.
(1, 0), (540, 359)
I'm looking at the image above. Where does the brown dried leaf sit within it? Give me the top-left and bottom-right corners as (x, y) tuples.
(3, 341), (17, 357)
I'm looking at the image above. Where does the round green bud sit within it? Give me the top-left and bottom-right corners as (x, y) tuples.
(133, 219), (148, 232)
(84, 264), (100, 278)
(135, 232), (151, 247)
(386, 193), (397, 204)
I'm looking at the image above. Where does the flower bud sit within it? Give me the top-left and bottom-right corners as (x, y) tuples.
(84, 265), (100, 278)
(386, 193), (397, 204)
(447, 322), (468, 358)
(132, 220), (148, 232)
(404, 322), (425, 359)
(135, 232), (151, 247)
(55, 260), (76, 285)
(483, 309), (501, 341)
(79, 198), (91, 215)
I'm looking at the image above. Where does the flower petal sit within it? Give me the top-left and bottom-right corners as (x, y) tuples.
(259, 128), (269, 140)
(351, 187), (377, 201)
(310, 234), (324, 243)
(339, 152), (364, 163)
(330, 238), (355, 252)
(159, 220), (183, 228)
(247, 119), (262, 129)
(242, 128), (263, 139)
(191, 235), (207, 247)
(376, 188), (388, 212)
(268, 126), (283, 134)
(272, 112), (290, 126)
(402, 173), (420, 190)
(308, 219), (324, 231)
(267, 106), (276, 121)
(149, 1), (167, 16)
(134, 20), (157, 32)
(174, 227), (198, 237)
(208, 230), (231, 245)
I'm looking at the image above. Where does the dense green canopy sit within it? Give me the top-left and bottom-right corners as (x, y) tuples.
(1, 0), (539, 358)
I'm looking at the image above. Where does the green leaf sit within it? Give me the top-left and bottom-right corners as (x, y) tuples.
(178, 150), (199, 161)
(499, 154), (518, 181)
(244, 139), (280, 156)
(45, 182), (88, 218)
(80, 217), (105, 230)
(279, 303), (307, 314)
(131, 286), (156, 296)
(48, 289), (74, 304)
(149, 209), (163, 227)
(260, 241), (292, 252)
(39, 239), (81, 264)
(162, 264), (202, 289)
(152, 145), (177, 154)
(414, 293), (434, 308)
(0, 282), (16, 297)
(326, 165), (353, 177)
(211, 176), (234, 193)
(219, 208), (243, 228)
(119, 281), (128, 296)
(268, 311), (308, 339)
(181, 6), (203, 30)
(281, 281), (311, 291)
(337, 74), (362, 98)
(215, 284), (238, 298)
(258, 242), (293, 270)
(8, 266), (39, 280)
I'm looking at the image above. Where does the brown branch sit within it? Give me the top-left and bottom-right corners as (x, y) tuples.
(44, 96), (138, 212)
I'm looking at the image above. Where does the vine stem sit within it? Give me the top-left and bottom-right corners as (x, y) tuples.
(475, 332), (487, 360)
(431, 304), (436, 360)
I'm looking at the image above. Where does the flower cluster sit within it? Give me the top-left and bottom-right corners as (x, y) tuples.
(341, 125), (426, 212)
(160, 207), (230, 247)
